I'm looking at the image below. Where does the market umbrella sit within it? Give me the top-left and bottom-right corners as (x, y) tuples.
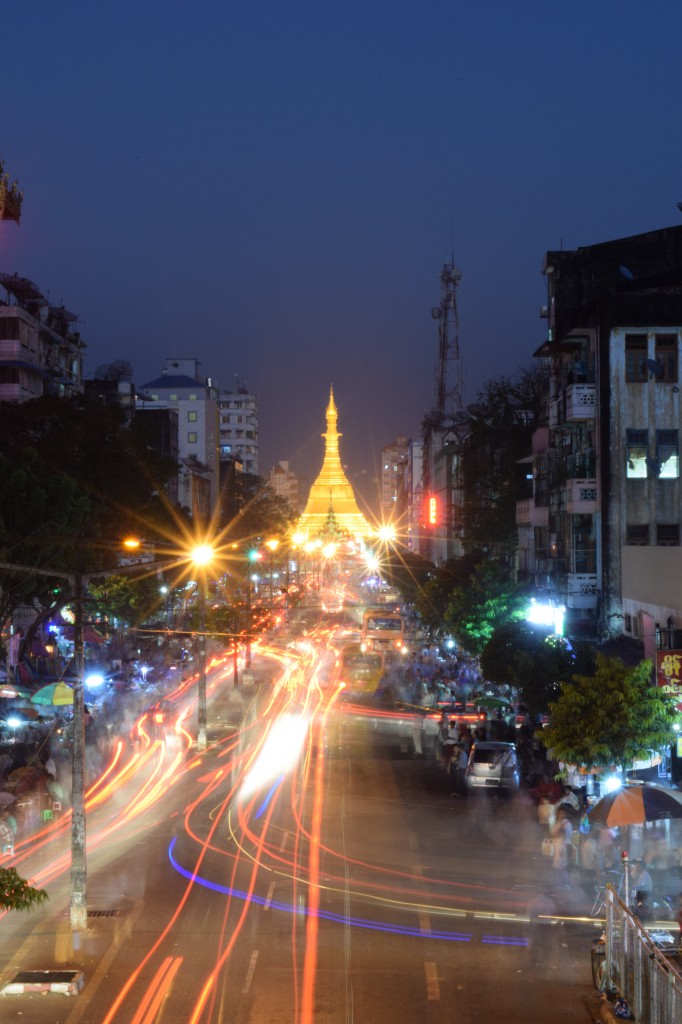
(475, 696), (511, 711)
(588, 785), (682, 827)
(0, 685), (32, 699)
(30, 682), (74, 706)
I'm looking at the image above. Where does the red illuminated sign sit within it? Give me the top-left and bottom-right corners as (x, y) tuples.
(428, 495), (438, 526)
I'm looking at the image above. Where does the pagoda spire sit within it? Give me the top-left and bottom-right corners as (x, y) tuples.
(297, 386), (373, 540)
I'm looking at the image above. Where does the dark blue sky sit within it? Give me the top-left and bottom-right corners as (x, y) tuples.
(2, 1), (681, 509)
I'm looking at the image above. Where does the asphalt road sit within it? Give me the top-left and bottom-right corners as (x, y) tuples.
(0, 644), (604, 1024)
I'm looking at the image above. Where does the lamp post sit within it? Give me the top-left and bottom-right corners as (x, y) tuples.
(0, 556), (148, 932)
(265, 539), (279, 609)
(190, 544), (213, 752)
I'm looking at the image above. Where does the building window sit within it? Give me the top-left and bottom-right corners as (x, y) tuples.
(169, 393), (178, 401)
(656, 523), (680, 546)
(625, 334), (647, 382)
(188, 432), (198, 443)
(657, 429), (679, 478)
(626, 428), (648, 478)
(623, 613), (632, 633)
(188, 411), (197, 422)
(626, 524), (648, 545)
(655, 335), (678, 382)
(189, 393), (197, 400)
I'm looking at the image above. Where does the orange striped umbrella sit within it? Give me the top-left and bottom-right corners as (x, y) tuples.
(588, 785), (682, 827)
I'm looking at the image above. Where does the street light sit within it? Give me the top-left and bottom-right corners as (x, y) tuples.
(190, 543), (214, 752)
(265, 539), (280, 608)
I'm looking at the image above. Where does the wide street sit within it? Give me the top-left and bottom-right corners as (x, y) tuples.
(0, 636), (604, 1024)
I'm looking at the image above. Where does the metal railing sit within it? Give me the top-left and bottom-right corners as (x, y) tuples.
(601, 885), (682, 1024)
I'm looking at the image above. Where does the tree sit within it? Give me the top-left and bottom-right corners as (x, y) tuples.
(0, 867), (48, 912)
(481, 622), (596, 716)
(229, 473), (297, 543)
(444, 560), (528, 657)
(543, 655), (676, 772)
(0, 394), (180, 648)
(459, 364), (547, 564)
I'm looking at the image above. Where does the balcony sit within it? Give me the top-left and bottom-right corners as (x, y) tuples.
(515, 498), (549, 528)
(564, 479), (598, 513)
(566, 573), (598, 609)
(0, 339), (34, 359)
(565, 383), (596, 421)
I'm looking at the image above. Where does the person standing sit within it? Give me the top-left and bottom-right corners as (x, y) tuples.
(551, 808), (573, 889)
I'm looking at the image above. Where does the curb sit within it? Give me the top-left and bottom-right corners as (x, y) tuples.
(1, 970), (85, 996)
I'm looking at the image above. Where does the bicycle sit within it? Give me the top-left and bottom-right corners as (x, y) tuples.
(590, 872), (675, 921)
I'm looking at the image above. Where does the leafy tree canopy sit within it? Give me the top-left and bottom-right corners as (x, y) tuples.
(481, 622), (596, 716)
(444, 560), (528, 657)
(0, 394), (181, 636)
(228, 473), (297, 546)
(543, 655), (676, 771)
(459, 364), (547, 563)
(0, 867), (48, 912)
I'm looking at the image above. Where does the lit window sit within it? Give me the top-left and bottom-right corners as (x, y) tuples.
(169, 393), (178, 401)
(188, 411), (197, 422)
(189, 393), (197, 400)
(188, 432), (197, 443)
(657, 429), (679, 478)
(626, 428), (647, 478)
(625, 335), (647, 383)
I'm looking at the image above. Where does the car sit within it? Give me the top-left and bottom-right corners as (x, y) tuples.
(466, 740), (520, 792)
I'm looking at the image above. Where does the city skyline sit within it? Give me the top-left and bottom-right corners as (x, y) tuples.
(1, 2), (681, 507)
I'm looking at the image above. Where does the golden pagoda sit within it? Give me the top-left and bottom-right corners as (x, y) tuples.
(298, 387), (374, 540)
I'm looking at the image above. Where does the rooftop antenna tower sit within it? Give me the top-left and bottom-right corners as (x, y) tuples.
(430, 245), (463, 425)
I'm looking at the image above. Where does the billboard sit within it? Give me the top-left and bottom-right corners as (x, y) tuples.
(656, 650), (682, 711)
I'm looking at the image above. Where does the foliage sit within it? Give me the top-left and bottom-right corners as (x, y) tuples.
(411, 554), (482, 635)
(228, 473), (297, 544)
(87, 574), (169, 629)
(0, 867), (49, 912)
(543, 655), (676, 771)
(380, 550), (437, 608)
(481, 622), (596, 716)
(459, 364), (547, 563)
(444, 560), (528, 657)
(0, 394), (181, 640)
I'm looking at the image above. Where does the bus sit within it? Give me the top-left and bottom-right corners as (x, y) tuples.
(360, 608), (406, 653)
(338, 645), (384, 698)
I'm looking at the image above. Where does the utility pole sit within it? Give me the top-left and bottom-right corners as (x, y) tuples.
(70, 571), (87, 932)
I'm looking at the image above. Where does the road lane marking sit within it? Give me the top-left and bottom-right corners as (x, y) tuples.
(242, 950), (259, 994)
(419, 911), (432, 935)
(424, 961), (440, 1000)
(264, 882), (275, 910)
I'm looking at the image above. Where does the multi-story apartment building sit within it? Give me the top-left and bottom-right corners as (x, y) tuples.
(380, 435), (409, 523)
(218, 388), (258, 475)
(269, 461), (303, 513)
(0, 273), (84, 401)
(138, 358), (220, 523)
(517, 225), (682, 654)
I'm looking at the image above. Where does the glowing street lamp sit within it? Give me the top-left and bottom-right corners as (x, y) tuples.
(190, 542), (214, 751)
(265, 539), (280, 607)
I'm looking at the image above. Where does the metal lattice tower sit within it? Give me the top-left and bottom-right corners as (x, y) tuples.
(431, 258), (462, 425)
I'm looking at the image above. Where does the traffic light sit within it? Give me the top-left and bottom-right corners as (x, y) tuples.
(248, 549), (262, 562)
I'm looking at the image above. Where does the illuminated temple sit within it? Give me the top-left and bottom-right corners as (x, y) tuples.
(297, 387), (374, 540)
